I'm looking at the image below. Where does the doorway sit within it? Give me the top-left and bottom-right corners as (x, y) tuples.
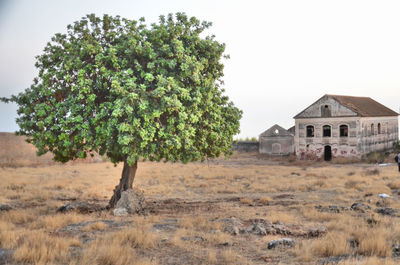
(324, 145), (332, 161)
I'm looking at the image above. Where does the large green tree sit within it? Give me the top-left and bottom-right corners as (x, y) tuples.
(1, 13), (242, 207)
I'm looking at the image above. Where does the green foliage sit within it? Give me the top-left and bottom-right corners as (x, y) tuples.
(235, 137), (258, 142)
(2, 13), (242, 165)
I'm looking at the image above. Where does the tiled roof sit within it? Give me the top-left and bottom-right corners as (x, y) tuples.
(327, 94), (398, 117)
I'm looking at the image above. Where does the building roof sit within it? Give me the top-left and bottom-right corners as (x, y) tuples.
(294, 94), (398, 118)
(259, 124), (293, 137)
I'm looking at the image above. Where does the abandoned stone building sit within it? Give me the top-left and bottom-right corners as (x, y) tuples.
(294, 94), (399, 161)
(259, 124), (294, 155)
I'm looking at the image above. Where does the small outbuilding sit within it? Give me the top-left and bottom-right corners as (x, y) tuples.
(259, 124), (294, 155)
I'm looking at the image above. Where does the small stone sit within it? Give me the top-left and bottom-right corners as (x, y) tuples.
(56, 202), (104, 214)
(0, 248), (13, 264)
(319, 255), (350, 265)
(229, 226), (240, 235)
(221, 241), (233, 247)
(113, 207), (128, 216)
(0, 204), (12, 212)
(253, 224), (267, 235)
(153, 223), (178, 232)
(308, 227), (327, 237)
(374, 207), (398, 216)
(181, 235), (205, 242)
(267, 238), (296, 249)
(350, 202), (371, 213)
(348, 237), (359, 248)
(392, 244), (400, 257)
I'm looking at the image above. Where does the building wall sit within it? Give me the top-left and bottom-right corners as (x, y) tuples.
(296, 96), (357, 118)
(295, 117), (360, 158)
(232, 141), (259, 152)
(259, 136), (294, 155)
(295, 116), (399, 159)
(358, 116), (399, 156)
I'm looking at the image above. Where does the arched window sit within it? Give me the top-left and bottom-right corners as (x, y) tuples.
(323, 125), (331, 137)
(378, 123), (381, 134)
(306, 125), (314, 137)
(371, 124), (374, 136)
(340, 125), (348, 137)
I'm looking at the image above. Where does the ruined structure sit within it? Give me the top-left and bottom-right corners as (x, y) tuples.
(294, 95), (399, 160)
(259, 124), (294, 155)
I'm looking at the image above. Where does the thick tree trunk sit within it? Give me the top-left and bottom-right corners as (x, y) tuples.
(108, 160), (137, 208)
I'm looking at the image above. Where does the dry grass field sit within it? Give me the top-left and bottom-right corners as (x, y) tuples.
(1, 136), (400, 264)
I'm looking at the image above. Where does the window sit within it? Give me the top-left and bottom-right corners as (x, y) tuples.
(323, 125), (331, 137)
(321, 105), (331, 117)
(378, 123), (381, 134)
(371, 124), (374, 136)
(340, 125), (348, 137)
(306, 125), (314, 137)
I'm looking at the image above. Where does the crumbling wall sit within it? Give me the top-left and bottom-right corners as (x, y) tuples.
(295, 117), (361, 158)
(295, 116), (399, 159)
(259, 136), (294, 155)
(233, 141), (259, 152)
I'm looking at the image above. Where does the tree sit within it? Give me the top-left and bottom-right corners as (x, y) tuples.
(1, 13), (242, 208)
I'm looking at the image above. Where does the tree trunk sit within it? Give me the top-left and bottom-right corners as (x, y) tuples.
(108, 160), (137, 208)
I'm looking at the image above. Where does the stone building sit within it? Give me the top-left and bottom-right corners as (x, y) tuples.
(259, 124), (294, 155)
(294, 94), (399, 160)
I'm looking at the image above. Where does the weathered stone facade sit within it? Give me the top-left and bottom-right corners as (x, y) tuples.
(259, 124), (294, 155)
(294, 95), (398, 160)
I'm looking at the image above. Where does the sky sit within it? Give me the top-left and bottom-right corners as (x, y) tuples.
(0, 0), (400, 138)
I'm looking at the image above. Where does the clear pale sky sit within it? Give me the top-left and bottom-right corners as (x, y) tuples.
(1, 0), (399, 138)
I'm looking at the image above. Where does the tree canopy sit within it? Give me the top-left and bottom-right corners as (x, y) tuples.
(3, 13), (242, 166)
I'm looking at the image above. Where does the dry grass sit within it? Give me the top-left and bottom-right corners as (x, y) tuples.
(74, 225), (159, 265)
(338, 257), (398, 265)
(81, 221), (108, 232)
(13, 230), (77, 264)
(0, 210), (36, 225)
(258, 196), (271, 205)
(352, 225), (392, 257)
(1, 149), (400, 264)
(312, 232), (350, 257)
(206, 249), (217, 264)
(30, 213), (90, 230)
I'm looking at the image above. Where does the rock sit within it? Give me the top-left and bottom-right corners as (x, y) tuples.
(253, 224), (267, 235)
(113, 208), (128, 216)
(57, 202), (104, 213)
(348, 237), (359, 248)
(181, 235), (206, 242)
(0, 204), (11, 212)
(308, 227), (327, 237)
(225, 225), (240, 235)
(378, 193), (391, 198)
(267, 238), (295, 249)
(315, 205), (350, 213)
(153, 223), (178, 232)
(350, 202), (371, 213)
(221, 218), (326, 238)
(115, 189), (145, 214)
(220, 241), (233, 247)
(260, 255), (273, 263)
(374, 207), (398, 216)
(319, 255), (350, 265)
(0, 248), (13, 264)
(57, 220), (116, 234)
(393, 244), (400, 257)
